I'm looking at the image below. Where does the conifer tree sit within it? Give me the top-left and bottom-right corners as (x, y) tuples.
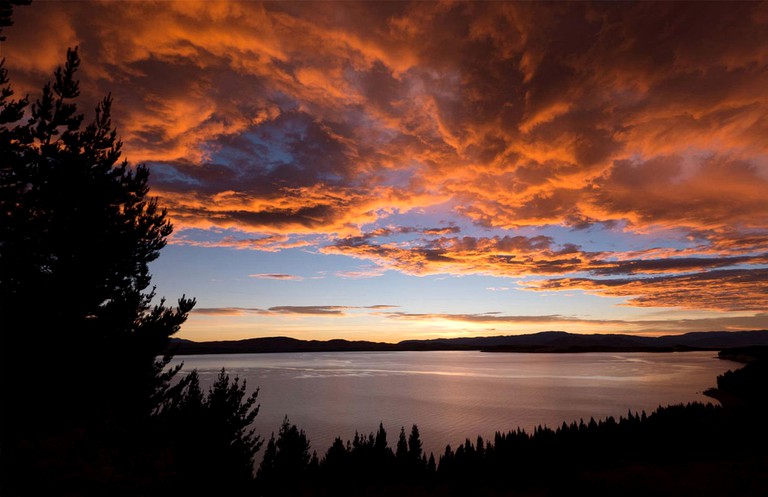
(374, 422), (388, 453)
(396, 426), (409, 460)
(157, 369), (263, 496)
(0, 44), (194, 430)
(408, 424), (423, 461)
(257, 416), (313, 496)
(0, 20), (205, 494)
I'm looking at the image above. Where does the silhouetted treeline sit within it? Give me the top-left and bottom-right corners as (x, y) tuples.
(250, 403), (765, 497)
(705, 346), (768, 411)
(249, 350), (768, 497)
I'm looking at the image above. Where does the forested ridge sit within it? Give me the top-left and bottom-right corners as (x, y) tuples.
(1, 2), (766, 496)
(170, 330), (768, 355)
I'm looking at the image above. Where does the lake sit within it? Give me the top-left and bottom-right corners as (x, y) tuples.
(169, 350), (739, 459)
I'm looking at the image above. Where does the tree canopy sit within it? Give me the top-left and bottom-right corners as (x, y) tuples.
(0, 16), (263, 495)
(0, 44), (194, 427)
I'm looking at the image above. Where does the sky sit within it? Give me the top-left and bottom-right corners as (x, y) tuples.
(4, 1), (768, 342)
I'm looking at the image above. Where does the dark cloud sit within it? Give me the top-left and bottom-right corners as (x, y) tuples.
(384, 312), (603, 324)
(193, 307), (266, 316)
(530, 268), (768, 312)
(323, 233), (593, 277)
(422, 226), (461, 235)
(589, 254), (768, 276)
(268, 306), (348, 315)
(194, 304), (399, 317)
(266, 304), (400, 315)
(249, 273), (303, 281)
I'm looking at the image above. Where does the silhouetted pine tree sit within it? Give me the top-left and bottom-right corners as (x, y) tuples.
(408, 424), (423, 462)
(1, 42), (194, 430)
(154, 369), (262, 496)
(374, 422), (388, 453)
(0, 36), (201, 492)
(0, 0), (30, 42)
(257, 416), (313, 496)
(396, 426), (409, 460)
(0, 22), (260, 495)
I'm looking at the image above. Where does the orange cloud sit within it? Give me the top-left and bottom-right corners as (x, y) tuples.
(322, 234), (596, 278)
(4, 1), (768, 315)
(324, 231), (768, 277)
(378, 310), (768, 334)
(171, 233), (316, 252)
(526, 269), (768, 312)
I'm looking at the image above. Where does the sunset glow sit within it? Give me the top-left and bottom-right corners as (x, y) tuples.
(6, 1), (767, 341)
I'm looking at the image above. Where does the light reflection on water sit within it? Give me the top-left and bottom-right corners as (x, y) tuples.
(168, 350), (738, 458)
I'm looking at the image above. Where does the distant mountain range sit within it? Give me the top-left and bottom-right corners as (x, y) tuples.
(171, 330), (768, 355)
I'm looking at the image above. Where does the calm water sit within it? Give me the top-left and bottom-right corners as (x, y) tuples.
(169, 350), (739, 458)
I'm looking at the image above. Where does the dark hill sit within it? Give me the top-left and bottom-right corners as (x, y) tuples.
(171, 330), (768, 355)
(401, 329), (768, 352)
(172, 336), (401, 355)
